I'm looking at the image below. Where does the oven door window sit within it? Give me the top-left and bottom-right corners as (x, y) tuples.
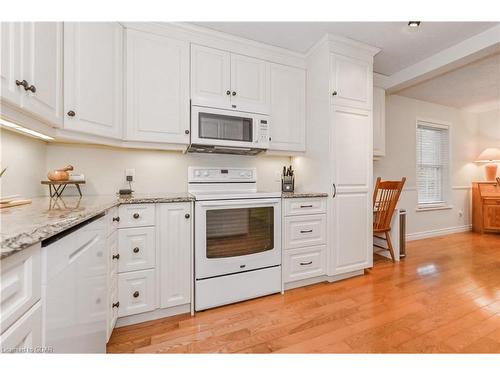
(206, 207), (274, 258)
(199, 112), (253, 142)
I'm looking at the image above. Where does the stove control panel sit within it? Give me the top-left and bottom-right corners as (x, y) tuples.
(188, 167), (256, 183)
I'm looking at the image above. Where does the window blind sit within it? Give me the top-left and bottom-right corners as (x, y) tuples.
(416, 121), (450, 205)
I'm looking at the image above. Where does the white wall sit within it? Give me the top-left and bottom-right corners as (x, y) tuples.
(44, 143), (289, 196)
(0, 129), (47, 198)
(477, 108), (500, 151)
(373, 95), (481, 238)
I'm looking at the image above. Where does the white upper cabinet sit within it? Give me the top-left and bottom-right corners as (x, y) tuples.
(330, 53), (372, 110)
(21, 22), (63, 126)
(191, 45), (231, 109)
(230, 53), (270, 114)
(191, 44), (270, 114)
(268, 63), (305, 152)
(63, 22), (123, 139)
(0, 22), (63, 126)
(373, 86), (386, 158)
(124, 29), (190, 144)
(1, 23), (22, 104)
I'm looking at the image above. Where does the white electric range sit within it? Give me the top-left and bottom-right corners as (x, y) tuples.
(188, 167), (282, 311)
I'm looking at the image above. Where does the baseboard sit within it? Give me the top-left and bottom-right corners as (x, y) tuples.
(115, 303), (191, 328)
(284, 269), (365, 291)
(406, 224), (472, 241)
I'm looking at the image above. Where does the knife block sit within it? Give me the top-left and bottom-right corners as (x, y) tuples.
(282, 176), (294, 193)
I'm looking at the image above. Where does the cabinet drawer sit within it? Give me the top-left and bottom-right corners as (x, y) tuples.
(106, 206), (119, 236)
(118, 204), (155, 228)
(483, 199), (500, 206)
(1, 245), (41, 334)
(284, 214), (327, 249)
(0, 302), (42, 353)
(118, 269), (156, 317)
(118, 227), (156, 273)
(284, 198), (327, 216)
(283, 246), (326, 283)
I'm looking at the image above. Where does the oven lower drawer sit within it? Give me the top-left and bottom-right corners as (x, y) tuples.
(195, 266), (281, 311)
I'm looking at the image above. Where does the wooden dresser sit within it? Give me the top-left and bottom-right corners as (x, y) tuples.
(472, 182), (500, 233)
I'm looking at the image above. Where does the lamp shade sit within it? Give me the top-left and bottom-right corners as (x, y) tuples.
(475, 148), (500, 162)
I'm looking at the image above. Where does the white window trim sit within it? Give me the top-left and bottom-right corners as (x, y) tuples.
(415, 118), (452, 211)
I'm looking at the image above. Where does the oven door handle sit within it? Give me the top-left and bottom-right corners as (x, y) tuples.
(196, 198), (281, 208)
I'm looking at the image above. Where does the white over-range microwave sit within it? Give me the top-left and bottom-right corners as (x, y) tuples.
(187, 106), (270, 155)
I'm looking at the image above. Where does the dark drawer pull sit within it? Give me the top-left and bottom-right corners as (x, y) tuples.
(300, 229), (313, 233)
(133, 247), (140, 253)
(133, 213), (140, 219)
(300, 205), (313, 208)
(112, 301), (120, 308)
(112, 216), (120, 222)
(300, 261), (313, 266)
(133, 291), (139, 298)
(112, 254), (120, 260)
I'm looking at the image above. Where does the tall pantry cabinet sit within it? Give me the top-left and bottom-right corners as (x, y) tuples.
(293, 35), (380, 278)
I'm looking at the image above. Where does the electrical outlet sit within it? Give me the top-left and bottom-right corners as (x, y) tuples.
(125, 168), (135, 182)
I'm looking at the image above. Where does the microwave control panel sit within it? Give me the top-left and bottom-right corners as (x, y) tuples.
(256, 118), (270, 148)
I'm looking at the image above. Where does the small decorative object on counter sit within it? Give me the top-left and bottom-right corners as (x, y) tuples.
(282, 165), (295, 193)
(47, 165), (74, 182)
(41, 180), (86, 198)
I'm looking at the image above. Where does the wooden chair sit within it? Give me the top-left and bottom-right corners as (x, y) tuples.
(373, 177), (406, 262)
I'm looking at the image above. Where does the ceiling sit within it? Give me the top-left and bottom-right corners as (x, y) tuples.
(396, 52), (500, 111)
(191, 22), (498, 75)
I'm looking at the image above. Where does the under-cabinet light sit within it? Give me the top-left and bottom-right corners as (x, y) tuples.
(0, 118), (54, 141)
(408, 21), (421, 28)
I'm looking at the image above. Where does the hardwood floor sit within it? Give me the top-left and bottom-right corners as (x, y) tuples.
(107, 232), (500, 353)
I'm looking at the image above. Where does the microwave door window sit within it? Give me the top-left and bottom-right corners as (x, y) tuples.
(199, 113), (253, 142)
(206, 207), (274, 258)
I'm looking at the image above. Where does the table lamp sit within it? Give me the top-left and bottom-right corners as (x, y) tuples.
(475, 147), (500, 181)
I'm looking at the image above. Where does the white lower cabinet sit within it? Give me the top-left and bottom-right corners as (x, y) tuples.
(283, 246), (326, 283)
(118, 269), (156, 317)
(117, 227), (156, 273)
(159, 203), (192, 309)
(0, 302), (42, 353)
(282, 197), (327, 288)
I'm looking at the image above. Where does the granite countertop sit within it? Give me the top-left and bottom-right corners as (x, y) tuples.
(0, 193), (194, 259)
(282, 192), (329, 199)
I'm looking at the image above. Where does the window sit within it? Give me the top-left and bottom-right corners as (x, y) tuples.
(416, 120), (450, 207)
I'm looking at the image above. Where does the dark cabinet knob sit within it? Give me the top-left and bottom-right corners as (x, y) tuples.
(67, 110), (76, 117)
(133, 213), (140, 219)
(332, 91), (338, 96)
(185, 129), (190, 134)
(25, 84), (36, 93)
(112, 216), (120, 222)
(133, 291), (139, 298)
(112, 254), (120, 260)
(185, 213), (190, 219)
(15, 79), (28, 88)
(112, 301), (120, 308)
(133, 247), (139, 253)
(226, 90), (231, 95)
(232, 91), (236, 96)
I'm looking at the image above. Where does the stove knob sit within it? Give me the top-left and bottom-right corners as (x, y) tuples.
(240, 172), (245, 177)
(203, 171), (209, 177)
(194, 170), (200, 177)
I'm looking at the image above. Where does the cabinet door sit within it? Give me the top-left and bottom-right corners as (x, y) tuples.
(124, 29), (190, 144)
(0, 22), (22, 105)
(0, 302), (42, 353)
(330, 53), (372, 110)
(63, 22), (123, 139)
(230, 53), (269, 114)
(268, 63), (305, 151)
(373, 86), (386, 158)
(190, 44), (231, 109)
(21, 22), (63, 127)
(159, 203), (192, 309)
(329, 106), (372, 274)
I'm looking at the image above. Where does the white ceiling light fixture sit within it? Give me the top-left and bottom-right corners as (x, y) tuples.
(408, 21), (421, 28)
(0, 117), (54, 141)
